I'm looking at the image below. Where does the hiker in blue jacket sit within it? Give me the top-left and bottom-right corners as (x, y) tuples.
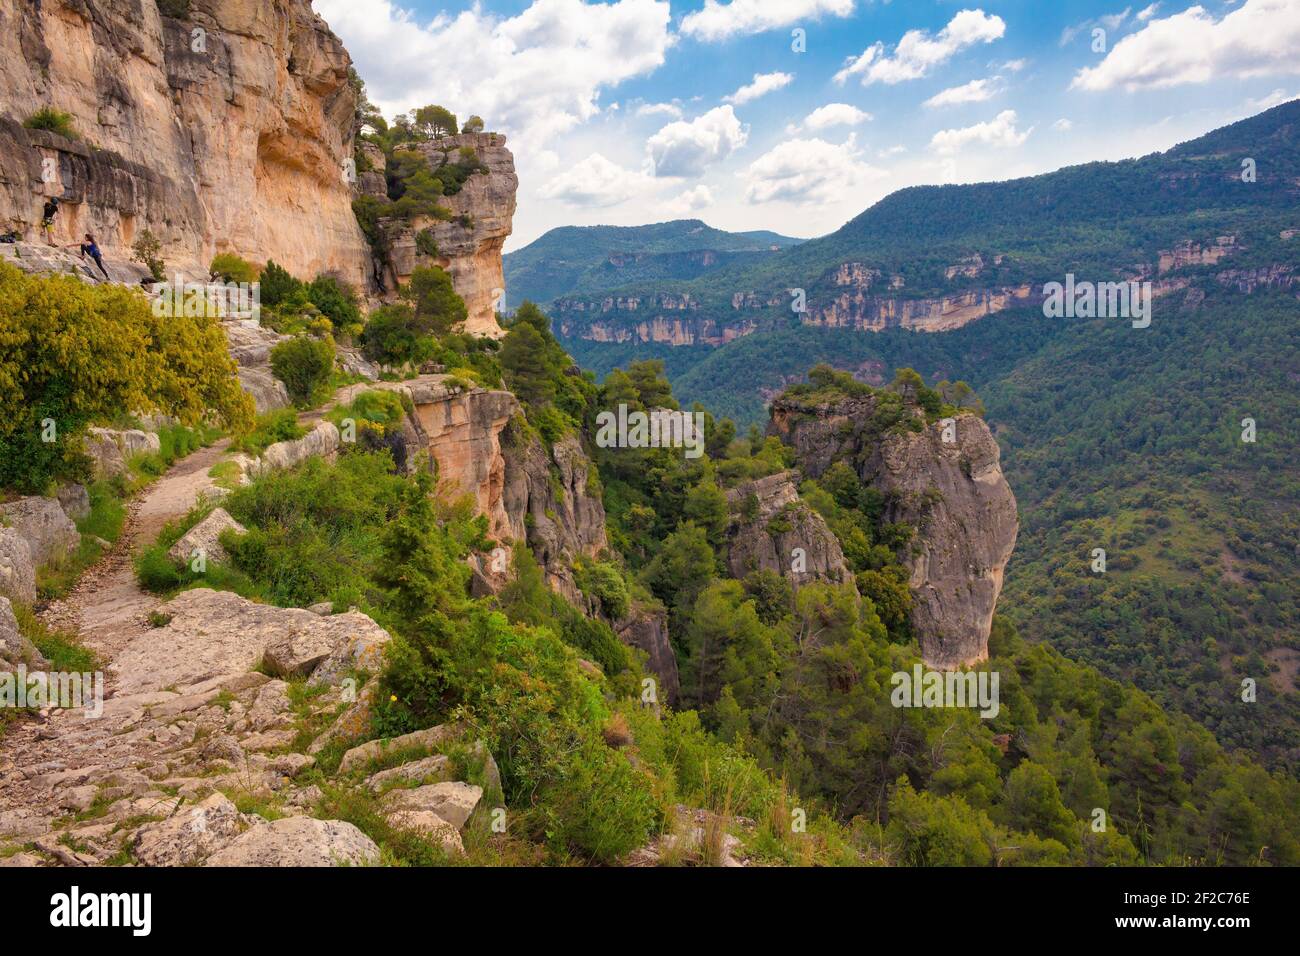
(78, 233), (110, 279)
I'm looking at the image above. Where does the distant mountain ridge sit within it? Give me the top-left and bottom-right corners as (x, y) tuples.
(536, 102), (1300, 774)
(553, 99), (1298, 393)
(502, 218), (803, 309)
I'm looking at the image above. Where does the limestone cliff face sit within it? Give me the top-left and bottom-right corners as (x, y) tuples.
(615, 607), (680, 706)
(500, 424), (608, 603)
(557, 313), (757, 347)
(725, 471), (855, 590)
(806, 281), (1038, 333)
(376, 376), (519, 539)
(769, 396), (1018, 668)
(0, 0), (368, 285)
(382, 132), (517, 337)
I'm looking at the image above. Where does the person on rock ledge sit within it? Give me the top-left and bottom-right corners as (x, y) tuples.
(40, 196), (59, 244)
(75, 233), (110, 280)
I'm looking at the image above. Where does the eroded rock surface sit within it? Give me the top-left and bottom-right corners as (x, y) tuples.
(0, 0), (369, 285)
(383, 132), (518, 336)
(769, 396), (1017, 667)
(0, 497), (79, 569)
(725, 470), (855, 590)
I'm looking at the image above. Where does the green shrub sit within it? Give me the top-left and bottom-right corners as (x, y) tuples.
(306, 275), (363, 331)
(574, 560), (630, 620)
(11, 602), (97, 674)
(414, 228), (439, 258)
(544, 740), (656, 863)
(360, 304), (435, 367)
(130, 229), (166, 282)
(23, 107), (77, 139)
(402, 266), (467, 337)
(258, 261), (302, 308)
(231, 409), (306, 455)
(218, 452), (407, 608)
(329, 389), (406, 438)
(0, 262), (252, 493)
(209, 253), (258, 284)
(270, 335), (335, 408)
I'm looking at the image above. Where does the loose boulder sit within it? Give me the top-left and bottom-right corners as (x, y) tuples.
(203, 816), (378, 867)
(0, 529), (35, 604)
(83, 428), (161, 479)
(166, 508), (247, 567)
(0, 497), (79, 568)
(382, 782), (483, 830)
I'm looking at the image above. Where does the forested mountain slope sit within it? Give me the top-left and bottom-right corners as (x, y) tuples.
(503, 219), (802, 309)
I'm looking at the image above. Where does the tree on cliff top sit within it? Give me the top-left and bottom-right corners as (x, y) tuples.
(415, 104), (459, 139)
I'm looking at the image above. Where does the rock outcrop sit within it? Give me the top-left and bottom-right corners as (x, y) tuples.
(807, 281), (1038, 334)
(203, 816), (379, 867)
(501, 424), (609, 604)
(0, 529), (37, 605)
(110, 587), (388, 695)
(246, 421), (341, 477)
(381, 132), (518, 337)
(769, 396), (1018, 668)
(372, 376), (520, 536)
(725, 471), (856, 590)
(223, 319), (294, 413)
(0, 496), (80, 569)
(0, 0), (369, 286)
(0, 595), (46, 670)
(614, 606), (680, 706)
(84, 427), (162, 479)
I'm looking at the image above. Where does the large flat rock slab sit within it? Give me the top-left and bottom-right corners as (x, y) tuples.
(110, 588), (390, 695)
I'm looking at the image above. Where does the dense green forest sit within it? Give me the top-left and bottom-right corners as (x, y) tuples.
(548, 101), (1300, 784)
(986, 288), (1300, 772)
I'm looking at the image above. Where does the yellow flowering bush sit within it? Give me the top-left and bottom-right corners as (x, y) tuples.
(0, 261), (254, 492)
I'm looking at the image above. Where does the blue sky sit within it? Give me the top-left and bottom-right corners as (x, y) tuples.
(314, 0), (1300, 250)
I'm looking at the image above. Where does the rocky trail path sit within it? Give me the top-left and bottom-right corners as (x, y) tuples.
(0, 438), (235, 855)
(0, 390), (492, 867)
(38, 439), (231, 661)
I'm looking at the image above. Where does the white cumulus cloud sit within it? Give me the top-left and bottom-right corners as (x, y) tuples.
(646, 106), (749, 177)
(636, 101), (683, 118)
(538, 153), (654, 207)
(724, 71), (795, 105)
(802, 103), (873, 130)
(923, 77), (1002, 108)
(681, 0), (855, 42)
(836, 9), (1006, 86)
(1072, 0), (1300, 92)
(929, 109), (1031, 154)
(744, 135), (883, 204)
(313, 0), (672, 152)
(668, 184), (716, 213)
